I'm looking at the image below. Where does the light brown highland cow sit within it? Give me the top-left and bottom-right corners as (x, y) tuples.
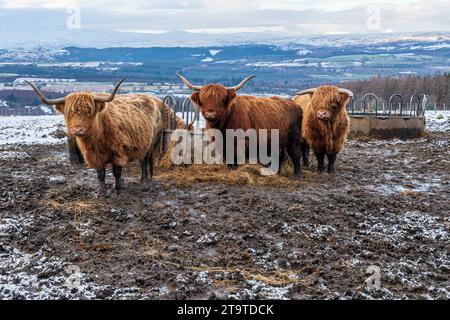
(294, 86), (352, 174)
(27, 80), (163, 195)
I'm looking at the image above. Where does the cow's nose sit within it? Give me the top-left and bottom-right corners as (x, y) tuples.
(317, 110), (330, 119)
(204, 112), (217, 120)
(71, 127), (85, 136)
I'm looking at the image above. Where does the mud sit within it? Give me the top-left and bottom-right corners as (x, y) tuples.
(0, 133), (449, 300)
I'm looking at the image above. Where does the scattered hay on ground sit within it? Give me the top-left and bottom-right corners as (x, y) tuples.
(155, 162), (313, 188)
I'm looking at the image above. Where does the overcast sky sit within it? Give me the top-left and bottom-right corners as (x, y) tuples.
(0, 0), (449, 36)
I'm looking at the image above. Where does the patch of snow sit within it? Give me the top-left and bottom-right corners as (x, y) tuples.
(197, 233), (219, 245)
(0, 151), (29, 160)
(40, 105), (54, 115)
(229, 280), (292, 300)
(297, 49), (311, 56)
(426, 110), (450, 132)
(361, 210), (448, 243)
(0, 115), (66, 145)
(209, 50), (222, 56)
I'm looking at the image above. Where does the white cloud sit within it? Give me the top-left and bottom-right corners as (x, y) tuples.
(183, 26), (286, 34)
(0, 0), (448, 36)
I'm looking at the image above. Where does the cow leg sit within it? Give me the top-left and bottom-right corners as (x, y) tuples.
(315, 151), (326, 173)
(140, 156), (149, 183)
(140, 152), (152, 189)
(279, 149), (286, 167)
(148, 152), (154, 180)
(112, 165), (123, 192)
(287, 139), (302, 178)
(227, 147), (238, 170)
(300, 141), (310, 167)
(96, 168), (107, 197)
(327, 153), (337, 174)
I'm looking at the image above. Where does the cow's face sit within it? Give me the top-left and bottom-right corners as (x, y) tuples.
(55, 93), (106, 137)
(190, 85), (237, 127)
(311, 86), (350, 121)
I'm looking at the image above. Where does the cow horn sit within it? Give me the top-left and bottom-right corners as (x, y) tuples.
(93, 79), (125, 103)
(25, 81), (67, 105)
(176, 73), (202, 91)
(338, 88), (354, 97)
(187, 103), (200, 130)
(226, 76), (255, 92)
(295, 88), (317, 96)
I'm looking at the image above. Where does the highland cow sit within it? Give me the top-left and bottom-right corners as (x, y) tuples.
(177, 74), (303, 177)
(27, 80), (163, 196)
(294, 86), (352, 174)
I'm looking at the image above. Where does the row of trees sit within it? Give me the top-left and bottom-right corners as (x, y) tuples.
(342, 74), (450, 107)
(1, 73), (448, 111)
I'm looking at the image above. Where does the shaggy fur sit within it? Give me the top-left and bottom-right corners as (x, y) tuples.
(293, 86), (350, 173)
(56, 93), (163, 194)
(191, 85), (303, 176)
(68, 136), (84, 165)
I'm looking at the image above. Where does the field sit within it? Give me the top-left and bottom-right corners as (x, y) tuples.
(0, 112), (449, 299)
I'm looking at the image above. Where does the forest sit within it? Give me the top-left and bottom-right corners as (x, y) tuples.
(343, 73), (449, 107)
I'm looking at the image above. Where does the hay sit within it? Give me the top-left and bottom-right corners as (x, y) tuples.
(155, 161), (310, 188)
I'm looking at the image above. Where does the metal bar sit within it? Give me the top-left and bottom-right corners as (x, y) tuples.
(388, 94), (403, 117)
(363, 93), (378, 117)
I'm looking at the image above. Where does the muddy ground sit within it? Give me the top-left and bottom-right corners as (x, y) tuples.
(0, 133), (449, 300)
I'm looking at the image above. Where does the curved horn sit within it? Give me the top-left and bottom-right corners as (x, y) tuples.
(295, 88), (317, 96)
(93, 79), (125, 103)
(226, 76), (255, 91)
(338, 88), (354, 97)
(25, 81), (67, 105)
(176, 73), (202, 91)
(187, 103), (200, 130)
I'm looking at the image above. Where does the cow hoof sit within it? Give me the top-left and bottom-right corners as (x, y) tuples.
(97, 190), (107, 198)
(140, 179), (152, 191)
(292, 173), (302, 179)
(115, 183), (124, 193)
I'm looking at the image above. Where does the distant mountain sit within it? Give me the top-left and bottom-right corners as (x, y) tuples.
(0, 28), (448, 49)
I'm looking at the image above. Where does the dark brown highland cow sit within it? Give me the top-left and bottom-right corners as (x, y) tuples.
(177, 74), (303, 177)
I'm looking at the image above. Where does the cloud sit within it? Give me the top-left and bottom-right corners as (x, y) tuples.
(0, 0), (448, 36)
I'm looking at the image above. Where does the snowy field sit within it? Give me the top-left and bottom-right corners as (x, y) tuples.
(0, 115), (65, 145)
(0, 111), (448, 146)
(425, 110), (450, 132)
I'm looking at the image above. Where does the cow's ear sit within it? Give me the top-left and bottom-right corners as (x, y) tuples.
(339, 92), (351, 105)
(226, 90), (237, 106)
(54, 103), (65, 114)
(190, 92), (201, 107)
(95, 102), (106, 113)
